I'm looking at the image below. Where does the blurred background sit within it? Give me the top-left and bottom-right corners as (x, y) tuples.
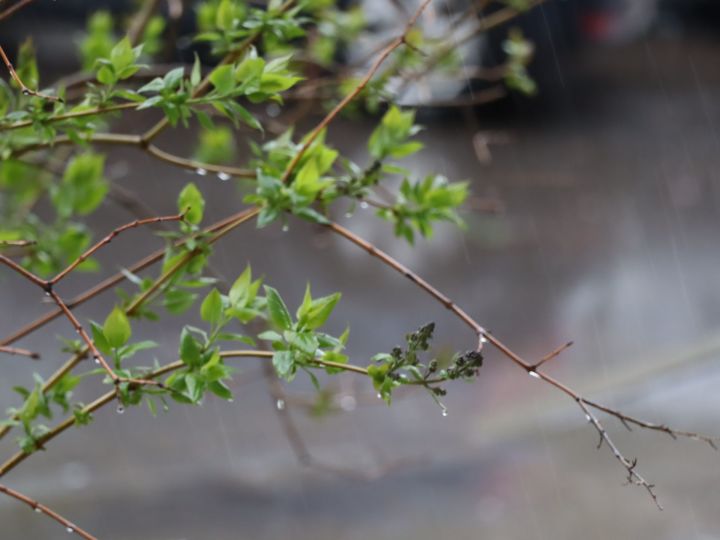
(2, 0), (720, 538)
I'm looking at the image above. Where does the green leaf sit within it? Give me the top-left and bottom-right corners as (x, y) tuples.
(264, 286), (292, 330)
(103, 307), (131, 348)
(179, 327), (202, 368)
(272, 350), (295, 380)
(200, 288), (223, 326)
(178, 182), (205, 224)
(209, 64), (235, 95)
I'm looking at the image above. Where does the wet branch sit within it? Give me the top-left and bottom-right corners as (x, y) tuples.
(0, 482), (97, 539)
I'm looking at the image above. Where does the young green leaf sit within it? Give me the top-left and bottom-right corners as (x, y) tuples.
(178, 182), (205, 224)
(103, 307), (132, 348)
(264, 286), (292, 330)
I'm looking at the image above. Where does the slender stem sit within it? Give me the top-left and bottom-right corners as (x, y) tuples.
(140, 0), (298, 145)
(324, 219), (717, 506)
(0, 482), (98, 540)
(12, 132), (255, 178)
(0, 103), (139, 132)
(0, 43), (60, 101)
(280, 0), (432, 184)
(0, 0), (35, 22)
(50, 213), (185, 285)
(0, 345), (38, 359)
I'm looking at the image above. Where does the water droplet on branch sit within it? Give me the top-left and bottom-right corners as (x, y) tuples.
(116, 405), (125, 415)
(217, 172), (231, 181)
(276, 399), (285, 410)
(196, 168), (207, 176)
(528, 370), (540, 379)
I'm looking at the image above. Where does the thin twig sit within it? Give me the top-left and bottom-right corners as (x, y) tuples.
(0, 43), (59, 101)
(0, 482), (97, 540)
(324, 219), (716, 506)
(280, 0), (432, 184)
(0, 345), (38, 359)
(576, 398), (662, 510)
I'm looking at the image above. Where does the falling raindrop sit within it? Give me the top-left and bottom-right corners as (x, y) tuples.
(360, 201), (369, 209)
(217, 171), (231, 181)
(339, 395), (356, 412)
(528, 370), (540, 379)
(116, 405), (125, 415)
(276, 399), (285, 410)
(196, 168), (207, 176)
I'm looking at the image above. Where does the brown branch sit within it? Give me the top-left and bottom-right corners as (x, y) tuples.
(0, 43), (59, 101)
(50, 213), (185, 285)
(530, 340), (573, 370)
(280, 0), (432, 184)
(324, 219), (716, 506)
(10, 132), (255, 179)
(0, 0), (35, 24)
(0, 482), (97, 540)
(0, 345), (38, 359)
(576, 398), (662, 510)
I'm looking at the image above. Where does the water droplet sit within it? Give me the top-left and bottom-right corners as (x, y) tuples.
(66, 527), (74, 533)
(528, 370), (540, 379)
(359, 201), (369, 210)
(281, 224), (289, 232)
(276, 399), (285, 410)
(93, 356), (100, 365)
(584, 414), (592, 422)
(344, 212), (353, 218)
(44, 291), (51, 297)
(217, 172), (231, 181)
(116, 405), (125, 415)
(34, 506), (41, 513)
(377, 393), (383, 400)
(441, 408), (448, 417)
(228, 399), (234, 403)
(480, 335), (488, 344)
(196, 168), (207, 176)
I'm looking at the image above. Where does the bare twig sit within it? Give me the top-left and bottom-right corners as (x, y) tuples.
(0, 43), (59, 101)
(324, 219), (716, 506)
(0, 482), (97, 539)
(0, 345), (38, 359)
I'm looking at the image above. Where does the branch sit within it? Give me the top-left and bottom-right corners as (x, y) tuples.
(0, 482), (97, 540)
(0, 345), (38, 359)
(280, 0), (432, 184)
(11, 132), (255, 179)
(0, 43), (60, 101)
(324, 219), (717, 506)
